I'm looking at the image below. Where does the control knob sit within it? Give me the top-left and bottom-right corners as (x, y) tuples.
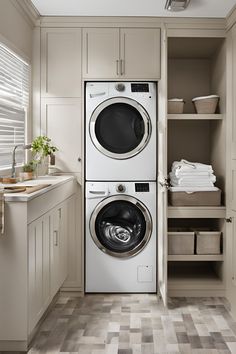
(115, 83), (125, 92)
(116, 184), (126, 193)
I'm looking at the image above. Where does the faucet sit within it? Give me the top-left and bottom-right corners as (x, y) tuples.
(11, 144), (32, 178)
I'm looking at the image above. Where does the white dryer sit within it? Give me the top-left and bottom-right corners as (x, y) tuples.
(85, 181), (156, 293)
(85, 82), (156, 181)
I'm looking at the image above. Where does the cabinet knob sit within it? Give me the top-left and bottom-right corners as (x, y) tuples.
(78, 157), (82, 162)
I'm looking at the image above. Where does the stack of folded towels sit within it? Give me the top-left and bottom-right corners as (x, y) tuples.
(169, 159), (218, 191)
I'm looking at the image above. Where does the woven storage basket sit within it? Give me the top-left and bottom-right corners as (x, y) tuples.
(168, 99), (184, 114)
(168, 231), (195, 255)
(196, 231), (221, 254)
(192, 95), (219, 114)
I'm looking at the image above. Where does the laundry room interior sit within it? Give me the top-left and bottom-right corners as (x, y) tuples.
(1, 0), (236, 353)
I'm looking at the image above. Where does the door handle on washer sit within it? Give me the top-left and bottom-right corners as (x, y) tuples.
(89, 190), (107, 195)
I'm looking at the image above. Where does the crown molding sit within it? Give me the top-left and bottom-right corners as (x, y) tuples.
(9, 0), (40, 27)
(226, 4), (236, 31)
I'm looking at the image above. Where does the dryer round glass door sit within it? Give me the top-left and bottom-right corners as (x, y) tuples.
(89, 97), (151, 159)
(90, 195), (152, 258)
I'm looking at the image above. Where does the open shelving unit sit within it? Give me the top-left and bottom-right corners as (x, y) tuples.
(167, 35), (226, 297)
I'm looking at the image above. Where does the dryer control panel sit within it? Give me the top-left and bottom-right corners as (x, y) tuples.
(131, 83), (149, 92)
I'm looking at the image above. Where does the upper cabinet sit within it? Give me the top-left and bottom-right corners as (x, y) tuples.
(120, 28), (161, 79)
(83, 27), (161, 79)
(83, 28), (120, 79)
(41, 28), (82, 97)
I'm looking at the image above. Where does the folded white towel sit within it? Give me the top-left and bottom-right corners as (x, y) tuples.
(169, 186), (219, 192)
(172, 171), (214, 178)
(171, 181), (214, 187)
(170, 172), (216, 183)
(172, 160), (213, 174)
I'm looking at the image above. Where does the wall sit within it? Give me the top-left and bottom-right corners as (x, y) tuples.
(0, 0), (34, 61)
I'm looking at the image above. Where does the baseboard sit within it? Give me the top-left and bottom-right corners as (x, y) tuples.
(0, 340), (27, 351)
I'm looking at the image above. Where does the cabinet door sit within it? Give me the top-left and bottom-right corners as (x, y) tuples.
(50, 201), (69, 297)
(41, 28), (82, 97)
(83, 28), (120, 79)
(41, 98), (82, 173)
(226, 24), (236, 317)
(58, 202), (68, 286)
(50, 206), (60, 296)
(157, 29), (168, 306)
(62, 189), (83, 290)
(120, 28), (160, 79)
(28, 214), (50, 333)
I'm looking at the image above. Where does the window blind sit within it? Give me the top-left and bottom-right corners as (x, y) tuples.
(0, 44), (29, 169)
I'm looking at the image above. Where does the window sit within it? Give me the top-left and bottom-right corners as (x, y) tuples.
(0, 43), (29, 169)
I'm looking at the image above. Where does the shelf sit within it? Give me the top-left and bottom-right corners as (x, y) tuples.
(168, 254), (223, 262)
(168, 206), (226, 219)
(168, 114), (223, 120)
(168, 262), (224, 290)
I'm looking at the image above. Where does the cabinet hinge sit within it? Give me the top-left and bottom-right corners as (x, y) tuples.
(159, 178), (170, 190)
(225, 217), (232, 223)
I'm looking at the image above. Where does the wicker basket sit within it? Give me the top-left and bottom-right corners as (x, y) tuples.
(168, 99), (185, 114)
(196, 231), (221, 255)
(192, 95), (219, 114)
(168, 231), (195, 255)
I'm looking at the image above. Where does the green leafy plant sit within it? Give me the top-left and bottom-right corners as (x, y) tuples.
(22, 161), (36, 172)
(31, 136), (58, 162)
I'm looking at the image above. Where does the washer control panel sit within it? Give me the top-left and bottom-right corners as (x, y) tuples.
(116, 184), (126, 193)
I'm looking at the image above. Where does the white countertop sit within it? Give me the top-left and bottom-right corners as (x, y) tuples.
(1, 175), (75, 202)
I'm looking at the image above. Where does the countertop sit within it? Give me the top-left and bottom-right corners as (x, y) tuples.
(1, 175), (75, 202)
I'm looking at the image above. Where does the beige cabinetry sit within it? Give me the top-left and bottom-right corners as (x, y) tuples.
(0, 177), (76, 351)
(40, 28), (82, 176)
(41, 28), (82, 97)
(83, 27), (160, 79)
(28, 193), (76, 334)
(41, 98), (82, 173)
(83, 28), (120, 79)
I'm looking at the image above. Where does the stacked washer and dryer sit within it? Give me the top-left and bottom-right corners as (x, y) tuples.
(85, 82), (157, 293)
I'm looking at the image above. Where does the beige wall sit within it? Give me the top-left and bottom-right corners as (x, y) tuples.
(0, 0), (33, 61)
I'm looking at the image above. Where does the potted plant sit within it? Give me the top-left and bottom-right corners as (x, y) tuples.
(20, 161), (36, 181)
(31, 136), (58, 176)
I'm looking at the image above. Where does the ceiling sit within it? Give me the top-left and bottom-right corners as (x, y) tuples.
(31, 0), (236, 18)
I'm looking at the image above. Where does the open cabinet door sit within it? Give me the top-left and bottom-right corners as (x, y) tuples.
(157, 26), (168, 306)
(226, 24), (236, 317)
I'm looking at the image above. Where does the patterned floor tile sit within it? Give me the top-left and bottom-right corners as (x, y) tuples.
(28, 295), (236, 354)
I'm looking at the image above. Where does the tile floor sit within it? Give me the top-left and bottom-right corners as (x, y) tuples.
(28, 295), (236, 354)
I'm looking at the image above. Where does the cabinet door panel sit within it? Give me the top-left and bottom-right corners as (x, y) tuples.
(120, 28), (161, 79)
(28, 215), (50, 333)
(83, 28), (120, 78)
(50, 207), (60, 297)
(41, 98), (81, 173)
(62, 189), (82, 290)
(41, 28), (81, 97)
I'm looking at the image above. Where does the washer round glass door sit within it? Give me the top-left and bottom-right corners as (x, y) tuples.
(90, 195), (152, 258)
(89, 97), (151, 159)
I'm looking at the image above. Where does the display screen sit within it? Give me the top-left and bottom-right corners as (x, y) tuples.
(135, 183), (150, 192)
(131, 83), (149, 92)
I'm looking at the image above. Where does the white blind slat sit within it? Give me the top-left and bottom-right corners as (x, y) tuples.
(0, 43), (29, 169)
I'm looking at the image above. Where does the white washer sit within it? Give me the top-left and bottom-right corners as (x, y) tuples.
(85, 82), (156, 181)
(86, 181), (156, 293)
